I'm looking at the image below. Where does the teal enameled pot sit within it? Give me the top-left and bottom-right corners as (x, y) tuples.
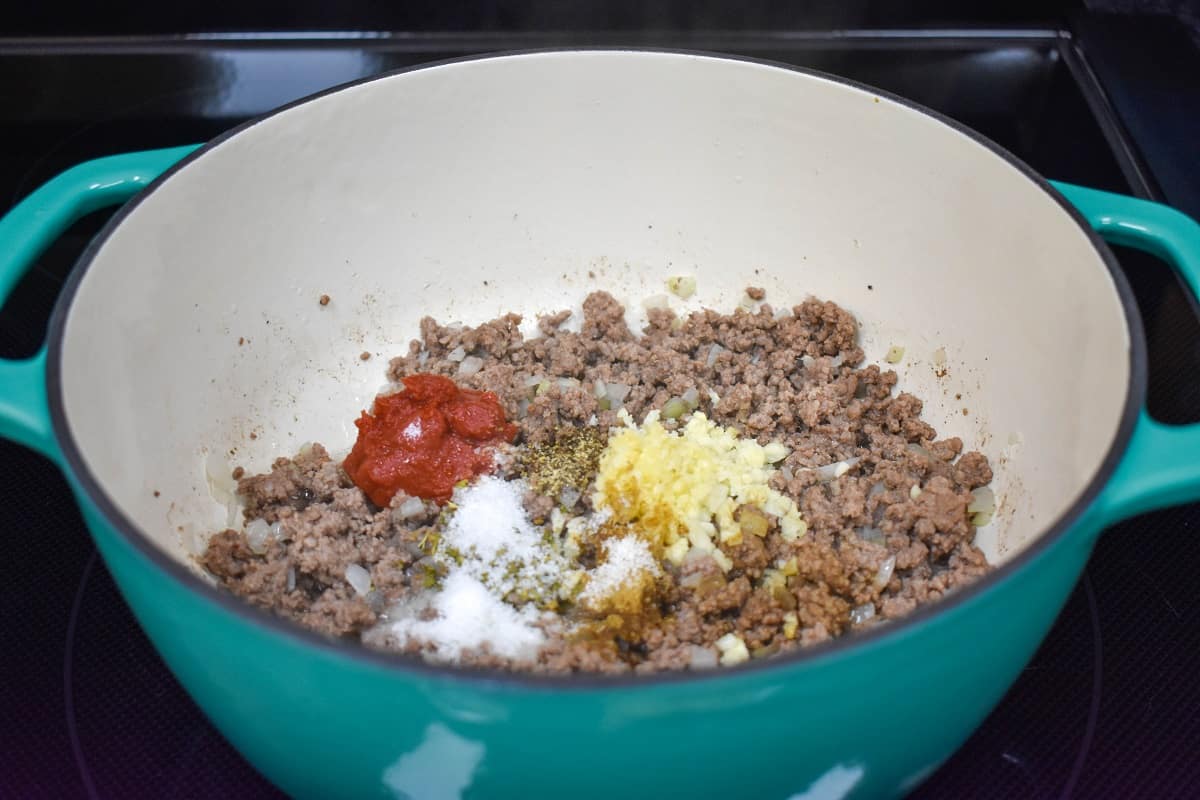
(2, 51), (1199, 799)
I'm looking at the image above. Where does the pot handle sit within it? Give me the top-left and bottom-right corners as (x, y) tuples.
(1052, 181), (1200, 526)
(0, 146), (198, 463)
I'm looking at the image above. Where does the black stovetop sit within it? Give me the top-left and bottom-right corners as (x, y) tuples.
(2, 24), (1198, 800)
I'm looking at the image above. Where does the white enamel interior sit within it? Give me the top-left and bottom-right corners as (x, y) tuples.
(59, 51), (1130, 569)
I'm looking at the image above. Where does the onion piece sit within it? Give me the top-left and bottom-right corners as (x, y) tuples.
(457, 356), (483, 376)
(849, 602), (876, 625)
(396, 496), (425, 520)
(605, 382), (631, 407)
(706, 343), (725, 367)
(286, 567), (296, 592)
(856, 526), (886, 546)
(345, 564), (372, 596)
(868, 482), (886, 499)
(873, 555), (896, 591)
(681, 387), (700, 410)
(688, 645), (719, 670)
(447, 346), (466, 362)
(245, 518), (271, 554)
(967, 486), (996, 514)
(523, 374), (545, 388)
(593, 379), (607, 399)
(811, 457), (861, 482)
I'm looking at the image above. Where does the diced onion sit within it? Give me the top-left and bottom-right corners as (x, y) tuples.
(907, 443), (930, 459)
(593, 379), (607, 399)
(681, 387), (700, 410)
(910, 484), (922, 500)
(856, 526), (886, 545)
(457, 356), (483, 376)
(245, 518), (271, 554)
(967, 486), (995, 514)
(688, 645), (719, 670)
(868, 482), (886, 499)
(605, 382), (632, 407)
(874, 555), (896, 591)
(706, 343), (725, 367)
(523, 374), (545, 388)
(812, 457), (861, 482)
(286, 567), (296, 592)
(447, 346), (466, 362)
(345, 564), (371, 596)
(397, 496), (425, 520)
(885, 345), (905, 364)
(850, 602), (876, 625)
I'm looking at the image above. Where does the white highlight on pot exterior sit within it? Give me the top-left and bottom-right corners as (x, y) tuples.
(382, 722), (486, 800)
(786, 763), (865, 800)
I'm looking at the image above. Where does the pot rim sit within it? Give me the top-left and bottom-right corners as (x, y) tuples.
(44, 48), (1146, 691)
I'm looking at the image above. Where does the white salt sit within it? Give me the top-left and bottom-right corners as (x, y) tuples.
(390, 572), (545, 661)
(441, 476), (564, 600)
(579, 535), (658, 606)
(402, 418), (423, 441)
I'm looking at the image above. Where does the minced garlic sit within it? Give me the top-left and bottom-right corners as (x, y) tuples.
(592, 409), (807, 568)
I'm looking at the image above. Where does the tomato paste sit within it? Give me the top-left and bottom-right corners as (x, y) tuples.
(343, 374), (517, 505)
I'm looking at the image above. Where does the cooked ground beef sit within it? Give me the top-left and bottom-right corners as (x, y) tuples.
(201, 290), (993, 673)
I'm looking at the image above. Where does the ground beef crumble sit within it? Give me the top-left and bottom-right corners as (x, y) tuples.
(201, 290), (994, 673)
